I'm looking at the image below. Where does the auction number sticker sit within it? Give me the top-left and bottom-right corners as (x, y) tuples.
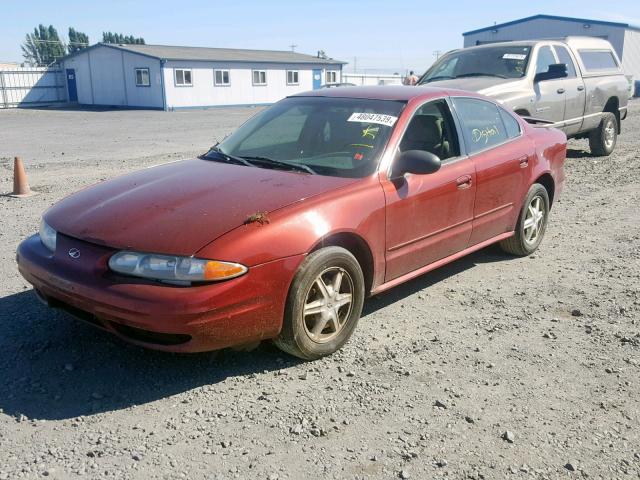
(348, 112), (398, 127)
(502, 53), (527, 60)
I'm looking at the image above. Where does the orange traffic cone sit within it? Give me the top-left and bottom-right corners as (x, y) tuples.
(10, 156), (37, 198)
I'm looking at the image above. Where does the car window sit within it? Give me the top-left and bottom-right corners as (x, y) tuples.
(451, 97), (510, 154)
(578, 50), (619, 71)
(554, 46), (577, 78)
(399, 100), (460, 160)
(238, 106), (308, 151)
(216, 96), (405, 178)
(498, 107), (521, 139)
(535, 46), (557, 75)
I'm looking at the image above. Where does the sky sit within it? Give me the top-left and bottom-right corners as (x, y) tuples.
(3, 0), (640, 72)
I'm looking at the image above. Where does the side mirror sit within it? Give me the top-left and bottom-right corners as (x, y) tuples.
(393, 150), (441, 178)
(534, 63), (568, 83)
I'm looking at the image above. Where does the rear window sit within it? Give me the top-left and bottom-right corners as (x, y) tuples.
(578, 50), (619, 71)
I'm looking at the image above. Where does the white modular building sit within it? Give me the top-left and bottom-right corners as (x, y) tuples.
(462, 14), (640, 92)
(60, 43), (347, 110)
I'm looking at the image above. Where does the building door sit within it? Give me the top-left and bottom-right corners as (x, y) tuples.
(312, 69), (322, 89)
(66, 69), (78, 102)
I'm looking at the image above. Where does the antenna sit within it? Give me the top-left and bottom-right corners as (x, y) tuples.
(289, 44), (298, 52)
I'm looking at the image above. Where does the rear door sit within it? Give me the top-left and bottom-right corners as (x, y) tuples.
(552, 45), (586, 136)
(531, 45), (566, 124)
(451, 97), (534, 245)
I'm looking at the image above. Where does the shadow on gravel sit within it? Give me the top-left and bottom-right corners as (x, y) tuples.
(363, 244), (509, 315)
(0, 291), (298, 421)
(0, 245), (508, 421)
(566, 147), (593, 158)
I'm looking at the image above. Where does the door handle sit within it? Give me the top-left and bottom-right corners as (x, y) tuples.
(577, 85), (585, 91)
(557, 88), (565, 94)
(519, 155), (529, 168)
(456, 175), (472, 189)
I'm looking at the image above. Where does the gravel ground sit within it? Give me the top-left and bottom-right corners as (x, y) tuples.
(0, 103), (638, 480)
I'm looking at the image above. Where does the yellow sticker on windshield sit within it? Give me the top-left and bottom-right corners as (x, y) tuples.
(362, 126), (379, 139)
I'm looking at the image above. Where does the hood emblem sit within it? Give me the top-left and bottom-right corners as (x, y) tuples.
(68, 248), (81, 259)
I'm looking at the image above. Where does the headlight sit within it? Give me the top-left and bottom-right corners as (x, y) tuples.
(108, 251), (248, 284)
(39, 219), (57, 252)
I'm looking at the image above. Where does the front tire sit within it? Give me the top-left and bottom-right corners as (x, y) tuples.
(273, 247), (365, 360)
(500, 183), (550, 256)
(589, 112), (617, 156)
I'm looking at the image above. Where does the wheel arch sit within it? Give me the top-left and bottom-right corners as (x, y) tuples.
(603, 97), (621, 133)
(310, 232), (375, 296)
(534, 173), (555, 207)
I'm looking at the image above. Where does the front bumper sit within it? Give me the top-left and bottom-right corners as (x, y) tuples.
(17, 234), (304, 352)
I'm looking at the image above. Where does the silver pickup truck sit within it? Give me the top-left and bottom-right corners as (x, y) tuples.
(419, 37), (629, 156)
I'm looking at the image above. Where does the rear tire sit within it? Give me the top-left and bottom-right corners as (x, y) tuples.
(589, 112), (617, 156)
(500, 183), (550, 256)
(273, 247), (365, 360)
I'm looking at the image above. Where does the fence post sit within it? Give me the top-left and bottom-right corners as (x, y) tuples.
(0, 70), (7, 109)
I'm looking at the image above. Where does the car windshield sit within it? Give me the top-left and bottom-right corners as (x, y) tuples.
(420, 45), (532, 83)
(207, 96), (405, 178)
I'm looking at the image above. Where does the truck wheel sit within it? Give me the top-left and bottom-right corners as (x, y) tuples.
(589, 112), (617, 156)
(499, 183), (550, 256)
(274, 247), (365, 360)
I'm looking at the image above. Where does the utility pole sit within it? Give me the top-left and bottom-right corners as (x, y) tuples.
(433, 50), (442, 60)
(353, 56), (357, 73)
(289, 44), (298, 52)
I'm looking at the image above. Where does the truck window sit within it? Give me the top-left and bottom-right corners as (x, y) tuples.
(451, 98), (510, 154)
(554, 46), (577, 78)
(578, 50), (619, 71)
(420, 46), (531, 83)
(535, 46), (557, 75)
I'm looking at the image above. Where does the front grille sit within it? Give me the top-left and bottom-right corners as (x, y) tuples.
(45, 294), (191, 347)
(107, 322), (191, 346)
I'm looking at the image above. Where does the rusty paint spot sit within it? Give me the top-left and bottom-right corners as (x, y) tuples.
(244, 212), (270, 225)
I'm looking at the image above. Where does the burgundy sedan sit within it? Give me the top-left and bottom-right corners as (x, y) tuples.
(17, 86), (566, 360)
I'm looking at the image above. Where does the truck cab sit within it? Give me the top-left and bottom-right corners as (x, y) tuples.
(420, 37), (629, 155)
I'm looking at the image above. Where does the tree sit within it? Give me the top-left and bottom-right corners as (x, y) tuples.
(68, 27), (89, 54)
(102, 32), (145, 45)
(21, 24), (66, 66)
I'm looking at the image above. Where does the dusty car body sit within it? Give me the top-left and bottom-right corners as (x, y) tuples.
(17, 86), (566, 359)
(420, 37), (628, 155)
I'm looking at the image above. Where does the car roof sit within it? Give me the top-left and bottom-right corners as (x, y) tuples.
(291, 85), (463, 102)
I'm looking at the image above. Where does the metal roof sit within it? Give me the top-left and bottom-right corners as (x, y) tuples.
(61, 43), (346, 65)
(463, 14), (640, 36)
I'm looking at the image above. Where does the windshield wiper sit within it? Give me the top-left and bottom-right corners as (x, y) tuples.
(241, 156), (316, 175)
(454, 73), (508, 79)
(421, 75), (455, 83)
(201, 147), (254, 167)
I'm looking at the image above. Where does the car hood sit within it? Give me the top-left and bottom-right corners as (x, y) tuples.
(45, 158), (359, 256)
(422, 76), (520, 93)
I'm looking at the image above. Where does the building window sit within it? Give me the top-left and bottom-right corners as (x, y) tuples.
(135, 68), (150, 87)
(175, 69), (192, 86)
(214, 69), (230, 86)
(252, 70), (267, 86)
(286, 70), (299, 85)
(326, 71), (337, 84)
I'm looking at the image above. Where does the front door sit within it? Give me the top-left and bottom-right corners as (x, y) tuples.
(450, 97), (533, 245)
(553, 45), (586, 136)
(312, 69), (322, 90)
(382, 99), (476, 281)
(66, 69), (78, 102)
(531, 46), (566, 123)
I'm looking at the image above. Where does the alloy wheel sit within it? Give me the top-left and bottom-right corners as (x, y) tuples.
(523, 195), (545, 245)
(302, 267), (354, 343)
